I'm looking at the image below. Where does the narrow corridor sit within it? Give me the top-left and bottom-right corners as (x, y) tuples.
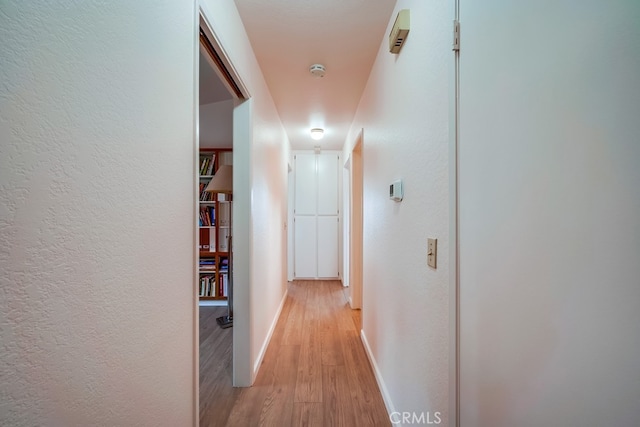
(200, 280), (389, 426)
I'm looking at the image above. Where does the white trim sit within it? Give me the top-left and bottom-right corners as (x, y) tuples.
(192, 2), (200, 425)
(360, 330), (395, 418)
(231, 99), (252, 386)
(448, 0), (461, 425)
(198, 300), (228, 307)
(348, 132), (363, 309)
(287, 163), (294, 281)
(253, 287), (289, 377)
(198, 4), (250, 99)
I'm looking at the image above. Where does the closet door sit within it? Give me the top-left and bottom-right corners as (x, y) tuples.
(294, 153), (316, 215)
(317, 153), (339, 215)
(317, 153), (339, 277)
(317, 216), (339, 277)
(294, 215), (317, 278)
(294, 153), (317, 278)
(293, 152), (340, 279)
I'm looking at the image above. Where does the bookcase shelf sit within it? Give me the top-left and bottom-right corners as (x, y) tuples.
(198, 148), (232, 302)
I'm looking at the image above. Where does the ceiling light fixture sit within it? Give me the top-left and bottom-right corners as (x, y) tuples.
(310, 128), (324, 140)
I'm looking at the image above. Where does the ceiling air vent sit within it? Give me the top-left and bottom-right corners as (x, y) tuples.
(389, 9), (410, 54)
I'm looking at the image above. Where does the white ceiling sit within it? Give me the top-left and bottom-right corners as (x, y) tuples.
(233, 0), (397, 150)
(199, 1), (397, 150)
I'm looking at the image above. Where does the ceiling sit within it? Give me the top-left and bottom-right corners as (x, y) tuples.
(199, 0), (397, 151)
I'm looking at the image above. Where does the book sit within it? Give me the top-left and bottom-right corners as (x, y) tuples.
(218, 202), (230, 226)
(199, 228), (210, 251)
(218, 228), (230, 252)
(206, 154), (216, 175)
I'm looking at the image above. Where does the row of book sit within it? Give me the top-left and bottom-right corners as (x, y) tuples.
(199, 257), (216, 271)
(199, 206), (215, 227)
(199, 272), (229, 297)
(199, 182), (213, 201)
(199, 183), (234, 202)
(199, 228), (215, 251)
(197, 257), (229, 271)
(199, 226), (230, 252)
(199, 154), (216, 176)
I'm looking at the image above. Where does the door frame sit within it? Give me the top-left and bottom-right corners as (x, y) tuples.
(196, 2), (252, 406)
(449, 0), (461, 424)
(348, 130), (363, 310)
(342, 157), (351, 288)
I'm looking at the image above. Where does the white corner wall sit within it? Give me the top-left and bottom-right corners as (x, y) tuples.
(459, 0), (640, 425)
(344, 0), (451, 422)
(200, 1), (291, 385)
(0, 1), (197, 425)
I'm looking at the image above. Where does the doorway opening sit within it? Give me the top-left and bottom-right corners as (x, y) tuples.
(196, 7), (251, 423)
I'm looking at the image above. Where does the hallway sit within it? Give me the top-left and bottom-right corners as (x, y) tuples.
(200, 280), (390, 426)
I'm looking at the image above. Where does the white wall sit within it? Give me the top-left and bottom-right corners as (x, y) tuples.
(0, 1), (196, 425)
(200, 1), (291, 384)
(344, 0), (451, 422)
(200, 99), (234, 148)
(459, 0), (640, 425)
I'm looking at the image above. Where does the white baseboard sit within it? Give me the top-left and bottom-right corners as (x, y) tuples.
(360, 329), (396, 417)
(252, 287), (289, 380)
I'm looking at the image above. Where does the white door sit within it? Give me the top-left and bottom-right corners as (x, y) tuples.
(293, 152), (340, 279)
(294, 215), (316, 278)
(317, 153), (338, 215)
(294, 153), (316, 215)
(317, 216), (338, 277)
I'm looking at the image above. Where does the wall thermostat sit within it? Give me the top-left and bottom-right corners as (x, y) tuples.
(390, 179), (403, 201)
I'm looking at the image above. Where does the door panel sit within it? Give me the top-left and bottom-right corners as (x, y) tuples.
(294, 216), (316, 278)
(317, 216), (338, 278)
(317, 153), (339, 215)
(294, 154), (316, 215)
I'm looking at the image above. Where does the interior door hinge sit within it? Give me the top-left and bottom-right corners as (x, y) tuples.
(452, 20), (460, 52)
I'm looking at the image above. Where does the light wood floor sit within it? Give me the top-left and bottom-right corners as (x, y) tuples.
(199, 280), (390, 426)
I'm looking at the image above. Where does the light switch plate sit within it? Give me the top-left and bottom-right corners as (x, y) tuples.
(427, 238), (437, 268)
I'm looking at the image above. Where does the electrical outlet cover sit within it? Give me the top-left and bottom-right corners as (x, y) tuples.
(427, 238), (437, 268)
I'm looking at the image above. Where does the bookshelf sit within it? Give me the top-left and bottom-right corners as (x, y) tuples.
(199, 149), (232, 303)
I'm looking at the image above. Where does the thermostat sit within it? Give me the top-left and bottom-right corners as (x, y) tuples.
(390, 179), (403, 201)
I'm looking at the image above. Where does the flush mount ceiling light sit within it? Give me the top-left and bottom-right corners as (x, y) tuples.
(310, 128), (324, 140)
(309, 64), (326, 78)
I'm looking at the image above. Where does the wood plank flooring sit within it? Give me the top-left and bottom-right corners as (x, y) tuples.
(200, 280), (390, 427)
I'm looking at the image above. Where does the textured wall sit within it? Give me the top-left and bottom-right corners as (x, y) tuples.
(459, 0), (640, 425)
(344, 0), (451, 422)
(0, 1), (196, 425)
(200, 0), (291, 384)
(200, 100), (234, 148)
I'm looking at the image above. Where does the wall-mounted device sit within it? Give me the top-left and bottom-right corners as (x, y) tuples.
(427, 238), (437, 268)
(389, 9), (410, 53)
(390, 179), (403, 201)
